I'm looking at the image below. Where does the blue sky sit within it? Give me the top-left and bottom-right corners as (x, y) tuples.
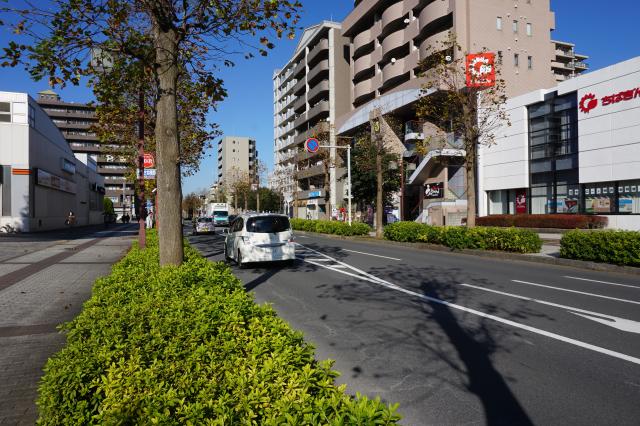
(1, 1), (638, 195)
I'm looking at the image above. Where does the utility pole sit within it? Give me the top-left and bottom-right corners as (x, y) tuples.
(137, 89), (146, 249)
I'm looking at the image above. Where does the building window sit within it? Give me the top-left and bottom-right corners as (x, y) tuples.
(526, 23), (532, 36)
(514, 53), (519, 67)
(528, 56), (533, 69)
(0, 102), (10, 122)
(513, 20), (518, 33)
(496, 16), (502, 30)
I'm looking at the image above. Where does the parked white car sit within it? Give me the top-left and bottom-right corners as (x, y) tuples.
(224, 214), (295, 268)
(193, 217), (215, 235)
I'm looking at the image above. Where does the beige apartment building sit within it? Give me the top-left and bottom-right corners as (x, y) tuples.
(272, 21), (350, 219)
(334, 0), (587, 223)
(217, 136), (257, 185)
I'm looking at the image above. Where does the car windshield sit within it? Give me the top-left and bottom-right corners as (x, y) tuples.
(213, 211), (227, 217)
(198, 217), (213, 223)
(245, 216), (290, 233)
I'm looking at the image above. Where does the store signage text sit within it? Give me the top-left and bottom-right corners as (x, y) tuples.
(466, 53), (496, 88)
(579, 87), (640, 113)
(424, 182), (444, 199)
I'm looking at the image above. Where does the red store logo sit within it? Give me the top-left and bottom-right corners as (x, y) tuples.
(579, 87), (640, 113)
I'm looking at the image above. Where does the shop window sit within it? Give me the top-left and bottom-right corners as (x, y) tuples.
(583, 182), (615, 214)
(618, 180), (640, 214)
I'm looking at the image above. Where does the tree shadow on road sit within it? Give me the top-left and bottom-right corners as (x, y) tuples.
(313, 260), (546, 425)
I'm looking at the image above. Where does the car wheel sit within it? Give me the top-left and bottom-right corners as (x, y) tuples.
(237, 249), (246, 269)
(285, 259), (295, 267)
(224, 244), (230, 262)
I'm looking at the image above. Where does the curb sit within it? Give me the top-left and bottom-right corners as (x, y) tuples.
(294, 231), (640, 276)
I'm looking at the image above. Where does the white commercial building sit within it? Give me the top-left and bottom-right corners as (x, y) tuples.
(479, 56), (640, 230)
(0, 91), (105, 232)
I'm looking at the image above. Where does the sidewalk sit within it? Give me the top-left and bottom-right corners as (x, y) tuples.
(0, 226), (135, 425)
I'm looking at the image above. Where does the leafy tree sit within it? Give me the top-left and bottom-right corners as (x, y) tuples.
(347, 129), (400, 223)
(103, 197), (115, 215)
(416, 32), (509, 227)
(247, 187), (281, 213)
(182, 192), (203, 218)
(1, 0), (301, 265)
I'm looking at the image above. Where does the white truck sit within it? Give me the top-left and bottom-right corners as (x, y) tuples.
(209, 202), (230, 226)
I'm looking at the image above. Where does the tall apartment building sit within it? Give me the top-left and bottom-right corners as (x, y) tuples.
(217, 136), (258, 184)
(552, 40), (589, 82)
(36, 90), (134, 214)
(272, 21), (350, 219)
(334, 0), (588, 223)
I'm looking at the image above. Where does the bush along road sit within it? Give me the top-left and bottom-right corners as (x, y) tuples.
(36, 231), (401, 425)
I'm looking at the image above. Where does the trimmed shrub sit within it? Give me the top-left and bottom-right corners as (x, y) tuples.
(560, 230), (640, 266)
(36, 231), (400, 424)
(382, 221), (429, 242)
(384, 222), (542, 253)
(290, 218), (371, 236)
(477, 214), (608, 229)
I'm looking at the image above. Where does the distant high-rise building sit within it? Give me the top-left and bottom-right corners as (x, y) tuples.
(217, 136), (258, 184)
(551, 40), (589, 82)
(36, 90), (134, 215)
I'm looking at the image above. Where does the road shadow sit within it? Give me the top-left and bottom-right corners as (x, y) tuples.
(313, 260), (545, 425)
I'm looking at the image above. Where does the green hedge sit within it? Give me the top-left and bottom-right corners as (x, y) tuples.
(560, 230), (640, 266)
(383, 222), (542, 253)
(37, 231), (400, 424)
(290, 218), (371, 236)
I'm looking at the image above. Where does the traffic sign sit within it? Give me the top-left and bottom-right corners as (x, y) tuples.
(143, 153), (155, 168)
(305, 137), (320, 153)
(144, 168), (156, 180)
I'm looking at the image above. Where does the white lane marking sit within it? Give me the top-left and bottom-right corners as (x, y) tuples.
(342, 249), (401, 261)
(512, 280), (640, 306)
(295, 243), (640, 365)
(296, 235), (310, 238)
(305, 258), (332, 262)
(461, 283), (640, 334)
(564, 276), (640, 290)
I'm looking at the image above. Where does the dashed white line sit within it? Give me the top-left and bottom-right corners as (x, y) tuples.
(512, 280), (640, 305)
(564, 276), (640, 289)
(342, 249), (401, 261)
(294, 243), (640, 365)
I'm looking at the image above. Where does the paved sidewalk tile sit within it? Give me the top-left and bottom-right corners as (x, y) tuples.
(0, 228), (134, 424)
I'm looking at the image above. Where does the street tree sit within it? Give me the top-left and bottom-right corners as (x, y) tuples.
(226, 167), (253, 212)
(345, 127), (400, 229)
(416, 33), (509, 227)
(182, 192), (203, 218)
(0, 0), (302, 265)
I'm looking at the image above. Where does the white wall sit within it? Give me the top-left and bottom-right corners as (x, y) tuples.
(560, 57), (640, 183)
(478, 90), (548, 216)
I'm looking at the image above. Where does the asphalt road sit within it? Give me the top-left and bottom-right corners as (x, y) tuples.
(187, 226), (640, 426)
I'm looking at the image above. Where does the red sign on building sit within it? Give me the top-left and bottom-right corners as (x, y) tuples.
(466, 53), (496, 88)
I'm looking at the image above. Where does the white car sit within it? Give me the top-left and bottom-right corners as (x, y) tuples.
(193, 217), (215, 235)
(224, 214), (295, 268)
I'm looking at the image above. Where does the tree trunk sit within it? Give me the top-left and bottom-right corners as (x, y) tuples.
(375, 151), (384, 238)
(154, 25), (183, 265)
(244, 193), (248, 211)
(466, 143), (477, 228)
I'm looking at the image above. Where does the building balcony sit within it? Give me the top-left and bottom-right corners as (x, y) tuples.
(353, 53), (377, 80)
(294, 121), (329, 146)
(307, 79), (329, 104)
(307, 38), (329, 65)
(381, 1), (406, 35)
(294, 113), (307, 129)
(293, 60), (306, 80)
(418, 0), (451, 34)
(306, 100), (329, 123)
(297, 164), (325, 180)
(293, 78), (306, 96)
(307, 59), (329, 86)
(293, 96), (307, 114)
(296, 188), (326, 200)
